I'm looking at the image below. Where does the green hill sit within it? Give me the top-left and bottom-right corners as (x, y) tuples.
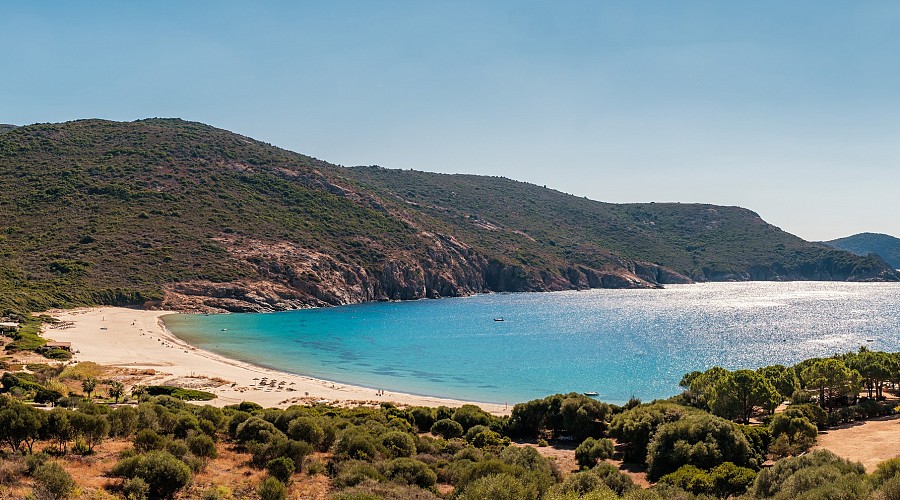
(824, 233), (900, 269)
(0, 118), (894, 314)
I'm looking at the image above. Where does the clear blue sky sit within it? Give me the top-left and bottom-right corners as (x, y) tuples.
(2, 1), (898, 241)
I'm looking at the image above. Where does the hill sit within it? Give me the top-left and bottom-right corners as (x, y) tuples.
(0, 118), (895, 314)
(824, 233), (900, 269)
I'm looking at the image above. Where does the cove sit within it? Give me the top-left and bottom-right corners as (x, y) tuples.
(162, 282), (900, 405)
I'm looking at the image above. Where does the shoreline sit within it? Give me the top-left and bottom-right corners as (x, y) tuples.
(43, 307), (512, 415)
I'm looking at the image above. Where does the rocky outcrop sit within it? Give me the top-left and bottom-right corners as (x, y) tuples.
(158, 235), (686, 313)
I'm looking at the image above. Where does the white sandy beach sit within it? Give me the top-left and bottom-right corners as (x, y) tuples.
(44, 307), (511, 415)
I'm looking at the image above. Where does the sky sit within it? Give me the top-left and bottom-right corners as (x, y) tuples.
(2, 1), (898, 241)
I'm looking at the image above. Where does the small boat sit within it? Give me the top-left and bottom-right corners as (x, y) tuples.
(221, 328), (228, 331)
(583, 391), (599, 397)
(494, 318), (504, 322)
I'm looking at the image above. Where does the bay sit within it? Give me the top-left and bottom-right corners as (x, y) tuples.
(162, 282), (900, 405)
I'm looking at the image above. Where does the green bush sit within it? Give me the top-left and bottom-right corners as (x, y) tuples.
(646, 413), (750, 480)
(258, 476), (286, 500)
(459, 473), (527, 500)
(265, 457), (295, 483)
(872, 458), (900, 488)
(121, 477), (150, 500)
(470, 429), (509, 449)
(658, 465), (713, 495)
(409, 407), (436, 432)
(509, 393), (613, 441)
(334, 461), (385, 488)
(768, 409), (818, 457)
(134, 428), (166, 453)
(549, 470), (617, 498)
(877, 475), (900, 500)
(110, 450), (192, 499)
(381, 431), (416, 458)
(575, 437), (615, 469)
(591, 462), (638, 496)
(235, 416), (284, 444)
(24, 452), (49, 476)
(187, 433), (218, 458)
(335, 430), (379, 461)
(287, 416), (325, 449)
(608, 402), (700, 464)
(453, 404), (493, 431)
(751, 449), (866, 498)
(32, 461), (76, 500)
(431, 418), (464, 439)
(384, 457), (437, 488)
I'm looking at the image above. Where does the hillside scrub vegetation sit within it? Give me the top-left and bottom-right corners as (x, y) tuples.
(0, 118), (896, 321)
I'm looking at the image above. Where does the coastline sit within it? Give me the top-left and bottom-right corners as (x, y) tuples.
(43, 307), (512, 415)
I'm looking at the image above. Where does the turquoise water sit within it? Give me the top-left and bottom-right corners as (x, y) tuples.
(163, 282), (900, 405)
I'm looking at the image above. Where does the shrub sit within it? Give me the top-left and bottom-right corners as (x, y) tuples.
(592, 462), (638, 495)
(768, 409), (818, 457)
(197, 405), (226, 429)
(465, 425), (491, 442)
(257, 477), (286, 500)
(110, 450), (192, 499)
(226, 411), (252, 438)
(200, 485), (233, 500)
(431, 418), (464, 439)
(872, 458), (900, 488)
(877, 475), (900, 500)
(384, 457), (437, 488)
(409, 406), (436, 432)
(789, 403), (828, 429)
(187, 433), (218, 458)
(470, 429), (509, 449)
(509, 393), (613, 441)
(134, 428), (166, 453)
(287, 416), (325, 448)
(265, 457), (295, 483)
(751, 449), (865, 498)
(709, 462), (756, 498)
(646, 413), (750, 480)
(575, 437), (615, 469)
(608, 402), (700, 464)
(550, 470), (616, 497)
(738, 424), (771, 467)
(453, 404), (493, 431)
(172, 411), (200, 438)
(235, 416), (284, 444)
(381, 431), (416, 458)
(121, 477), (150, 500)
(335, 430), (379, 461)
(108, 406), (140, 438)
(24, 452), (49, 476)
(32, 462), (75, 500)
(658, 465), (713, 496)
(334, 461), (385, 488)
(459, 473), (527, 500)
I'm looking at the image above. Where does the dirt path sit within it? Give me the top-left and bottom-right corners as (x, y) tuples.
(814, 414), (900, 472)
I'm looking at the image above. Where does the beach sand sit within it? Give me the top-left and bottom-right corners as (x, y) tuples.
(44, 307), (511, 415)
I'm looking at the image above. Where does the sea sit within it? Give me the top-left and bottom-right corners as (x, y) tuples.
(162, 282), (900, 405)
